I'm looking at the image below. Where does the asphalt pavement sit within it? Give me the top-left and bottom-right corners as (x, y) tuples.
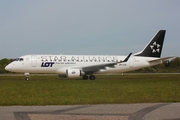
(0, 103), (180, 120)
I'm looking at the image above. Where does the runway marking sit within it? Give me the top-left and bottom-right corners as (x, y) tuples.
(128, 103), (168, 120)
(13, 103), (175, 120)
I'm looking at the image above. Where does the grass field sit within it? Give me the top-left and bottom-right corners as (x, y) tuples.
(0, 74), (180, 106)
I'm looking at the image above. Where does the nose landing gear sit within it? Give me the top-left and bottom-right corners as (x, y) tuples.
(24, 73), (30, 81)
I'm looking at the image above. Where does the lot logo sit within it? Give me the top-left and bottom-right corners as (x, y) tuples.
(41, 62), (55, 67)
(72, 71), (76, 74)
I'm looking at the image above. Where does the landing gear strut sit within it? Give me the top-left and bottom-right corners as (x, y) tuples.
(24, 73), (30, 81)
(82, 75), (96, 80)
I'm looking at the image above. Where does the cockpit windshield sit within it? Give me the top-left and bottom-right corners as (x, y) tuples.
(14, 58), (24, 61)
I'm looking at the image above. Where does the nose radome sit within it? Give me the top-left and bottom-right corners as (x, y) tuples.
(5, 64), (11, 71)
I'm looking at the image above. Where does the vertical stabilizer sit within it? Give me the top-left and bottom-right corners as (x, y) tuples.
(134, 30), (166, 58)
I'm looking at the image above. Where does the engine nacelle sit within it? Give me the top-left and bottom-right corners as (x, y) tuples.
(66, 69), (81, 78)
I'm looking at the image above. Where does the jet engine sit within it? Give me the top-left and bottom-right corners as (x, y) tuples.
(66, 69), (82, 78)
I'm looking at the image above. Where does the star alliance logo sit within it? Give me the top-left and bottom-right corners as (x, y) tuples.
(150, 42), (161, 53)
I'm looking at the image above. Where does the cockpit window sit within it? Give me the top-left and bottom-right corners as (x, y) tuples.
(20, 58), (23, 61)
(14, 58), (24, 61)
(14, 58), (19, 61)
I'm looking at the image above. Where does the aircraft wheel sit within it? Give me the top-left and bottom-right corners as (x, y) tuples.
(82, 75), (88, 80)
(89, 75), (95, 80)
(26, 77), (30, 81)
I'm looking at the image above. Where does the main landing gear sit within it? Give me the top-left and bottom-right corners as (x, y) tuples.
(82, 75), (96, 80)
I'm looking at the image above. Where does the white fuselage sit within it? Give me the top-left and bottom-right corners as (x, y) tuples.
(5, 54), (161, 75)
(5, 30), (170, 80)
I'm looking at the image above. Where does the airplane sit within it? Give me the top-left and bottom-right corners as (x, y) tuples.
(5, 30), (173, 80)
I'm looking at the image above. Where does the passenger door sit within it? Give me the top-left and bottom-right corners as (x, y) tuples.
(31, 55), (37, 67)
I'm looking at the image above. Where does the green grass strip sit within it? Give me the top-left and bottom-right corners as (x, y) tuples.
(0, 74), (180, 106)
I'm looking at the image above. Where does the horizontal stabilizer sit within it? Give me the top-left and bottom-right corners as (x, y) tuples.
(148, 56), (174, 63)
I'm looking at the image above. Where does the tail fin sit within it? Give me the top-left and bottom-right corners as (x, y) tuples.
(134, 30), (166, 58)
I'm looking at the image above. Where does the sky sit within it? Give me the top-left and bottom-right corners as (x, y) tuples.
(0, 0), (180, 59)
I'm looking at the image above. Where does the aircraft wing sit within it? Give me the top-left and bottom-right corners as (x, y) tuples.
(80, 53), (132, 73)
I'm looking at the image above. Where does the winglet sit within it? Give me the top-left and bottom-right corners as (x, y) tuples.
(119, 52), (132, 63)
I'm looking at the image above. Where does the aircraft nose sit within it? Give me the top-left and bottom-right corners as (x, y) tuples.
(5, 64), (12, 71)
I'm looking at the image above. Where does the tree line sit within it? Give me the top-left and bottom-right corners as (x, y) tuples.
(0, 58), (13, 73)
(0, 57), (180, 74)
